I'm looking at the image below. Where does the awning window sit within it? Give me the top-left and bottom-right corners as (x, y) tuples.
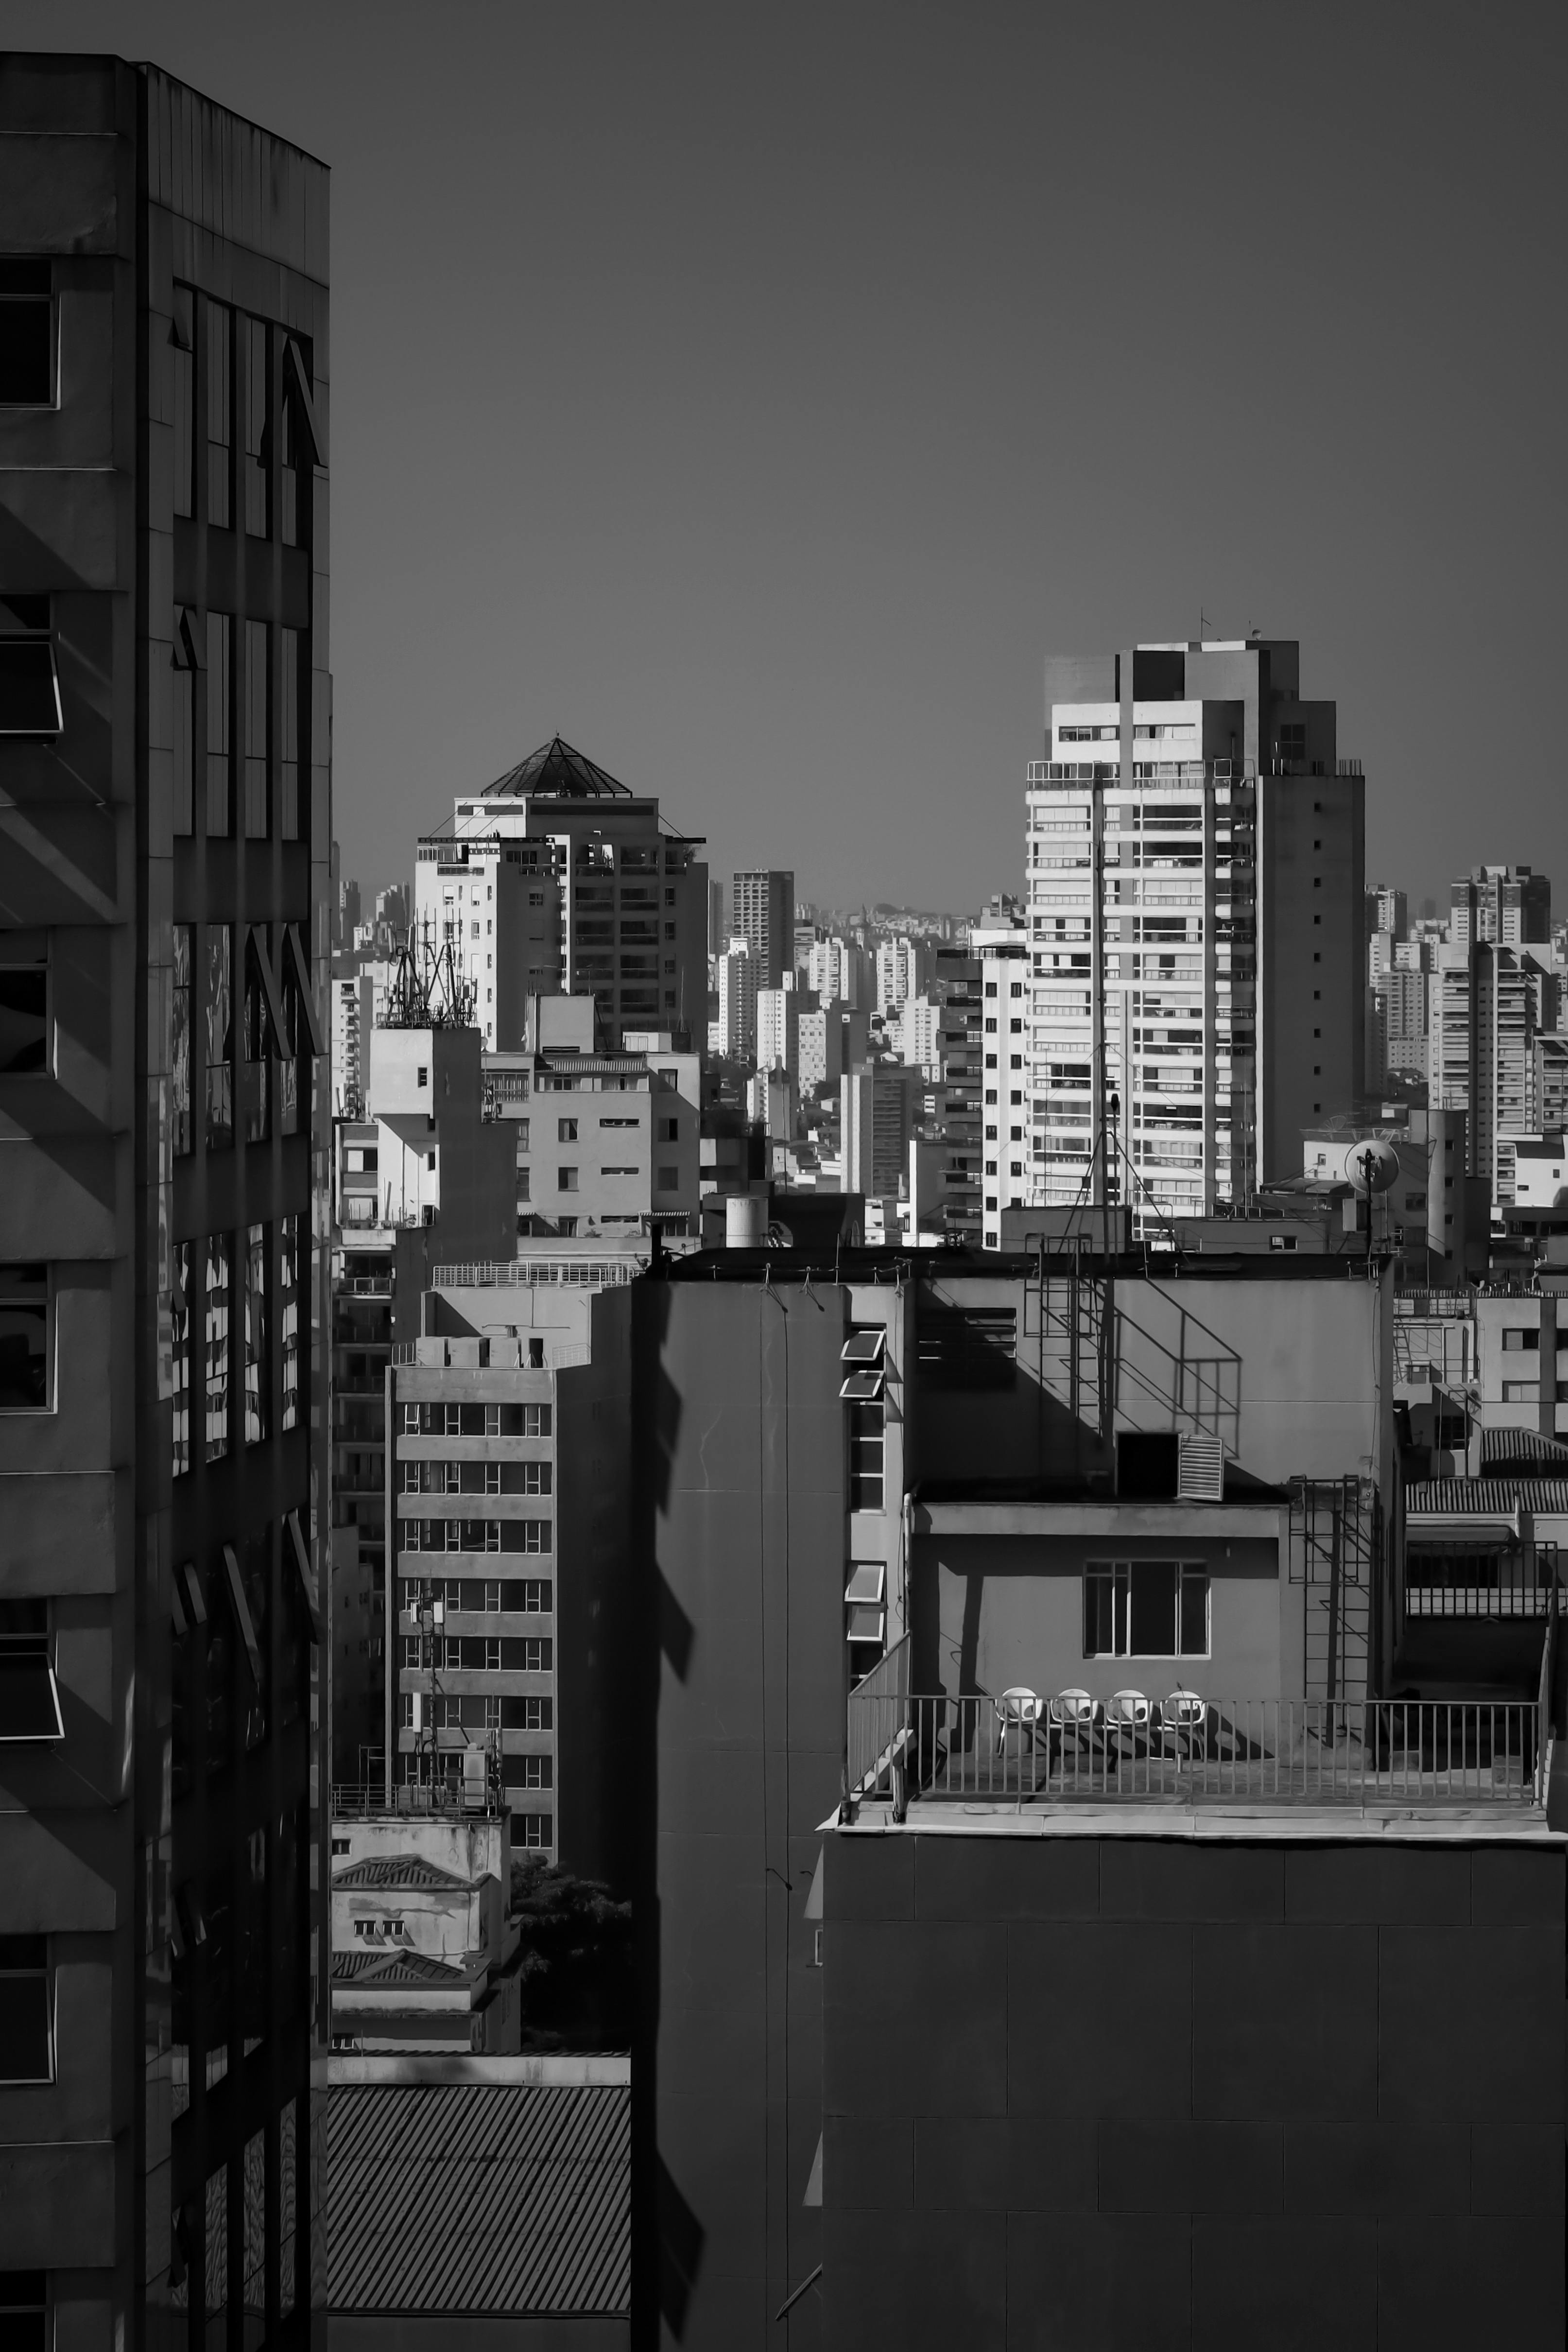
(839, 1369), (884, 1402)
(844, 1563), (885, 1605)
(846, 1604), (886, 1643)
(841, 1330), (885, 1366)
(0, 1607), (62, 1742)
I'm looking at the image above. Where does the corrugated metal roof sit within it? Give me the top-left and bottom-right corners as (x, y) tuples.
(1481, 1425), (1568, 1469)
(1407, 1478), (1568, 1515)
(333, 1855), (475, 1891)
(329, 2082), (629, 2315)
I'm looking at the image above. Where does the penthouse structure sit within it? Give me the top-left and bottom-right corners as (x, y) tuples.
(603, 1242), (1538, 2345)
(412, 734), (708, 1054)
(1025, 639), (1363, 1229)
(0, 55), (330, 2345)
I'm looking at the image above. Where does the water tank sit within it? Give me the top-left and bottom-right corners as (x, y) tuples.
(725, 1194), (767, 1249)
(1344, 1137), (1400, 1196)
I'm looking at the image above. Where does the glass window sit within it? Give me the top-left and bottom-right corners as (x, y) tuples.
(0, 955), (46, 1075)
(171, 1241), (191, 1476)
(205, 925), (232, 1148)
(244, 1225), (268, 1444)
(0, 259), (53, 405)
(242, 318), (267, 538)
(280, 625), (300, 840)
(0, 1937), (50, 2082)
(279, 1216), (300, 1432)
(1083, 1562), (1209, 1658)
(206, 299), (231, 526)
(244, 619), (268, 837)
(171, 285), (194, 519)
(205, 1235), (231, 1461)
(206, 611), (231, 835)
(0, 598), (61, 736)
(242, 936), (270, 1145)
(0, 1266), (48, 1411)
(171, 609), (196, 836)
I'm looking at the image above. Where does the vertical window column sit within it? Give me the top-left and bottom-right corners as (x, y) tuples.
(205, 926), (232, 1149)
(205, 1236), (231, 1463)
(172, 927), (192, 1156)
(280, 627), (300, 841)
(171, 1241), (191, 1478)
(242, 317), (268, 538)
(171, 285), (194, 519)
(206, 300), (231, 528)
(244, 1225), (269, 1445)
(206, 612), (231, 836)
(244, 620), (268, 839)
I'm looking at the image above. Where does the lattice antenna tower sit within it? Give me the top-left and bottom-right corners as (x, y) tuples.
(382, 917), (479, 1030)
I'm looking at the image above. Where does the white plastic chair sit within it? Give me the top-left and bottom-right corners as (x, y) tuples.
(995, 1687), (1044, 1753)
(1106, 1690), (1151, 1743)
(1048, 1688), (1099, 1730)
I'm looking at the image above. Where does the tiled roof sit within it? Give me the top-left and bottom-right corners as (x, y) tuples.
(1407, 1478), (1568, 1515)
(332, 1854), (476, 1891)
(482, 735), (632, 801)
(329, 2082), (629, 2315)
(332, 1948), (471, 1987)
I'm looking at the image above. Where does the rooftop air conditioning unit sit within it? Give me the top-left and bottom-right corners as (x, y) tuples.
(1177, 1433), (1225, 1502)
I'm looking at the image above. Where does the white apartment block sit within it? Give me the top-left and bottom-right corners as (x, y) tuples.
(1022, 640), (1362, 1231)
(807, 935), (871, 1010)
(798, 1003), (844, 1095)
(875, 934), (932, 1016)
(757, 983), (801, 1084)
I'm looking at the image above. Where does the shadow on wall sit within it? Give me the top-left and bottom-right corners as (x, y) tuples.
(657, 2151), (705, 2340)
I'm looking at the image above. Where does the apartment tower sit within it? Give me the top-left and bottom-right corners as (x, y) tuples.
(731, 868), (794, 993)
(1025, 639), (1363, 1229)
(0, 55), (331, 2347)
(412, 735), (708, 1054)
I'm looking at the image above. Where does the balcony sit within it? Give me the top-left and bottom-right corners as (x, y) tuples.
(848, 1640), (1554, 1816)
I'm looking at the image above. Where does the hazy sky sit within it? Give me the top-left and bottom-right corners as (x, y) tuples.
(14, 1), (1568, 916)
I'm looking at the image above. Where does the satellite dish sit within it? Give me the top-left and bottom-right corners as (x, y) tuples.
(1344, 1138), (1399, 1196)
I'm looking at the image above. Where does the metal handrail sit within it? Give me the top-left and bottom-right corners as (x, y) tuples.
(847, 1690), (1544, 1808)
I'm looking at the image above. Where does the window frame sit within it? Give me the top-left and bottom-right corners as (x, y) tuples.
(1082, 1558), (1211, 1660)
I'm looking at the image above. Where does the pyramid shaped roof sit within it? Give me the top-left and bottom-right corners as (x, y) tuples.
(482, 734), (632, 801)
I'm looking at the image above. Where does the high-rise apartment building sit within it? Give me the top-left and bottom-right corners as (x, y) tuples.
(1450, 863), (1551, 950)
(0, 56), (330, 2344)
(412, 736), (708, 1054)
(730, 868), (793, 992)
(712, 941), (758, 1062)
(1431, 941), (1560, 1202)
(756, 984), (801, 1086)
(841, 1065), (914, 1197)
(1025, 639), (1363, 1227)
(874, 934), (933, 1016)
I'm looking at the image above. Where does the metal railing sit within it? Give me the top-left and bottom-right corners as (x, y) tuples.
(1405, 1555), (1556, 1619)
(433, 1259), (639, 1288)
(848, 1688), (1547, 1810)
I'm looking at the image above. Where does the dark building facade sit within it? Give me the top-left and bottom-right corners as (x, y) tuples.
(0, 54), (330, 2347)
(817, 1823), (1565, 2349)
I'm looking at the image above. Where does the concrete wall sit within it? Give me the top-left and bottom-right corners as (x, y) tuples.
(630, 1281), (849, 2350)
(821, 1827), (1565, 2349)
(913, 1529), (1283, 1703)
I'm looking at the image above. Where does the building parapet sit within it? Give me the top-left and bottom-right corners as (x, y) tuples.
(849, 1676), (1555, 1816)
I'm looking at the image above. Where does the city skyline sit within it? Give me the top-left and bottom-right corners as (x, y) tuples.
(6, 1), (1565, 915)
